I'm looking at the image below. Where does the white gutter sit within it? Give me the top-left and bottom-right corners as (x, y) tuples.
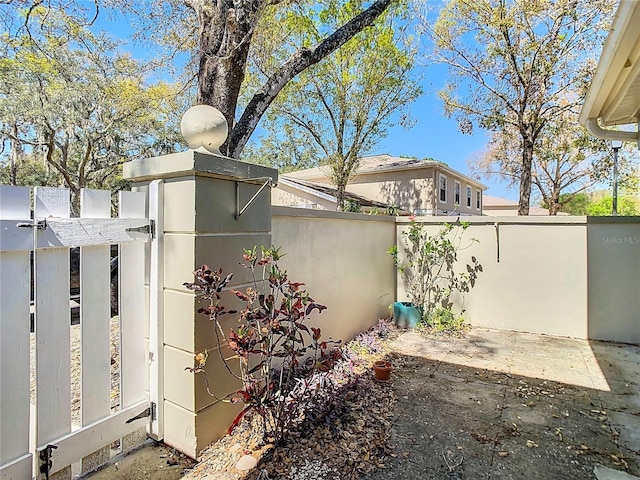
(585, 118), (640, 148)
(579, 0), (640, 148)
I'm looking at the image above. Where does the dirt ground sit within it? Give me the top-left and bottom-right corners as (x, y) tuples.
(363, 329), (640, 480)
(81, 327), (640, 480)
(79, 440), (195, 480)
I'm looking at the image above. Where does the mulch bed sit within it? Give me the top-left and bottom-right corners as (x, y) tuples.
(183, 323), (402, 480)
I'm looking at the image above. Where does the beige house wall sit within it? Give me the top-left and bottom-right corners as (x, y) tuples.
(345, 169), (436, 214)
(272, 207), (396, 342)
(345, 169), (483, 215)
(430, 170), (482, 216)
(278, 167), (484, 216)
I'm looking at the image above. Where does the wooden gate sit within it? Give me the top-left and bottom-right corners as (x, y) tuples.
(0, 183), (164, 479)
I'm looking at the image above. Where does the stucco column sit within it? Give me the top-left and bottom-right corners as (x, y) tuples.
(123, 149), (277, 457)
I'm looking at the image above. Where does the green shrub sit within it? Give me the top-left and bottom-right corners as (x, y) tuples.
(389, 219), (482, 329)
(184, 246), (338, 444)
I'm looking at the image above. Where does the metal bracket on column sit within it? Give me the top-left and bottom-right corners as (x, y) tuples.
(235, 177), (275, 220)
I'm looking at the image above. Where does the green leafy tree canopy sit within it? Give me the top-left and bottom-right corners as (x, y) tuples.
(244, 1), (422, 210)
(0, 5), (184, 212)
(428, 0), (615, 215)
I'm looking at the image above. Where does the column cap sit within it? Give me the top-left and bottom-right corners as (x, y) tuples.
(123, 150), (278, 184)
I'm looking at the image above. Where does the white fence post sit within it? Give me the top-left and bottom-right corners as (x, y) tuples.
(0, 185), (33, 480)
(148, 180), (164, 439)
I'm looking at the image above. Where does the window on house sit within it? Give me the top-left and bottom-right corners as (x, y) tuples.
(476, 190), (481, 210)
(439, 174), (447, 203)
(454, 181), (461, 206)
(466, 186), (472, 207)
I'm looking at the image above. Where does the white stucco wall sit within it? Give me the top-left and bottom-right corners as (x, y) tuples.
(395, 216), (640, 343)
(396, 217), (589, 338)
(272, 207), (397, 343)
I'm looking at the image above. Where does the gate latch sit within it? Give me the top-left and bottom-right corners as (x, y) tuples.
(38, 444), (58, 479)
(17, 219), (47, 230)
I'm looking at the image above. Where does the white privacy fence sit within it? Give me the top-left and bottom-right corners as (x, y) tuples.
(0, 184), (163, 480)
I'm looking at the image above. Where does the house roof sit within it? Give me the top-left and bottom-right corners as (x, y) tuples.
(482, 195), (515, 207)
(483, 195), (552, 215)
(286, 154), (488, 189)
(279, 177), (408, 212)
(579, 0), (640, 144)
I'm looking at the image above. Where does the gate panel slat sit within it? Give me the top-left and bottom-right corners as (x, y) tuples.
(34, 187), (72, 479)
(80, 190), (112, 473)
(0, 186), (32, 477)
(119, 191), (147, 408)
(80, 189), (111, 424)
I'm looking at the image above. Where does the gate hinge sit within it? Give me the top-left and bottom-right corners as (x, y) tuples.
(17, 219), (47, 230)
(126, 401), (156, 423)
(38, 443), (58, 479)
(125, 219), (156, 238)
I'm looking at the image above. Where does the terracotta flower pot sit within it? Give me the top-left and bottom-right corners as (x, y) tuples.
(373, 360), (392, 381)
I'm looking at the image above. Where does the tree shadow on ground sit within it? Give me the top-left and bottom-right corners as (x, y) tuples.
(363, 348), (639, 480)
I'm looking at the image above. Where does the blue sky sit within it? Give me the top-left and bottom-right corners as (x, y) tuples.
(93, 7), (513, 201)
(376, 71), (500, 195)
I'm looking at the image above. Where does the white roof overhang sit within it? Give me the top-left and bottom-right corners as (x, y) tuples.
(579, 0), (640, 147)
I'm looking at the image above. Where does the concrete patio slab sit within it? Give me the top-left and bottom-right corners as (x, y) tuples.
(595, 464), (640, 480)
(367, 328), (640, 480)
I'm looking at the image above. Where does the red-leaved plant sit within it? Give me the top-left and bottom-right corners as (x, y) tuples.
(183, 245), (338, 444)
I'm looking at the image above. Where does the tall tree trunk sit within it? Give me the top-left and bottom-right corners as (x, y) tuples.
(194, 1), (256, 155)
(518, 133), (534, 215)
(192, 0), (393, 158)
(336, 183), (346, 211)
(548, 186), (561, 215)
